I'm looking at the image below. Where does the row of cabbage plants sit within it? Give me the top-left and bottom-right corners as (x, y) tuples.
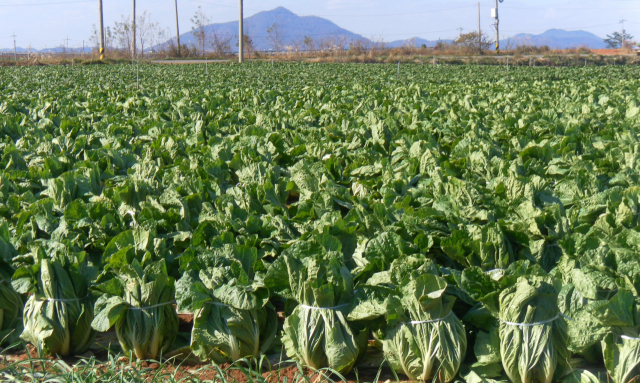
(0, 233), (637, 383)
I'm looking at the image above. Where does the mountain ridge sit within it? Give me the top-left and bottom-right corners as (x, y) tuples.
(503, 28), (606, 49)
(0, 7), (609, 52)
(173, 6), (366, 52)
(170, 7), (607, 51)
(387, 29), (606, 50)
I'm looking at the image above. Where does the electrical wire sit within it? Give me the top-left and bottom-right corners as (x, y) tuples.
(2, 1), (635, 47)
(480, 3), (640, 11)
(0, 0), (93, 6)
(501, 22), (623, 35)
(244, 28), (459, 40)
(189, 0), (477, 17)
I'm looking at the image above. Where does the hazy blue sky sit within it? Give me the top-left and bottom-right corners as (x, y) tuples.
(0, 0), (638, 49)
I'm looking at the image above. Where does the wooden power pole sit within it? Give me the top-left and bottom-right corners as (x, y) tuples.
(99, 0), (105, 59)
(239, 0), (244, 63)
(11, 34), (17, 62)
(132, 0), (136, 60)
(478, 2), (482, 54)
(174, 0), (181, 57)
(493, 0), (500, 54)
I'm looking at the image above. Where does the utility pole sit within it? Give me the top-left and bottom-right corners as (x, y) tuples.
(99, 0), (105, 59)
(493, 0), (501, 54)
(239, 0), (244, 63)
(132, 0), (136, 60)
(174, 0), (181, 57)
(478, 2), (482, 54)
(620, 19), (627, 49)
(11, 34), (17, 62)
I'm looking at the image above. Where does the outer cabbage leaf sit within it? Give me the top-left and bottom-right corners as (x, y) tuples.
(91, 259), (178, 359)
(18, 256), (96, 356)
(499, 277), (569, 383)
(381, 274), (466, 382)
(265, 235), (367, 374)
(175, 245), (277, 363)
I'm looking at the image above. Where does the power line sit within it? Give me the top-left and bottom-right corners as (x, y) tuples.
(501, 22), (623, 35)
(189, 0), (477, 17)
(482, 4), (640, 11)
(0, 0), (92, 6)
(243, 28), (460, 40)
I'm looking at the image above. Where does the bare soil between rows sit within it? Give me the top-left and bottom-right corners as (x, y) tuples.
(0, 313), (398, 382)
(0, 351), (393, 383)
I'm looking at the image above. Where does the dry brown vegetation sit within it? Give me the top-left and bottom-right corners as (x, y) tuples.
(1, 44), (639, 67)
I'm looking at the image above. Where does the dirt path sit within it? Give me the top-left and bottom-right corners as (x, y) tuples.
(151, 59), (230, 64)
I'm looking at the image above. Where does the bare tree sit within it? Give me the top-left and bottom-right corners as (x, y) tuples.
(303, 36), (314, 52)
(90, 23), (116, 54)
(349, 38), (371, 54)
(136, 11), (160, 58)
(236, 34), (254, 56)
(113, 15), (133, 52)
(266, 18), (284, 52)
(211, 28), (232, 55)
(504, 38), (514, 51)
(291, 38), (304, 55)
(335, 35), (347, 55)
(403, 38), (417, 48)
(150, 27), (170, 54)
(322, 33), (346, 56)
(370, 35), (386, 52)
(191, 6), (210, 56)
(167, 35), (178, 57)
(105, 26), (114, 50)
(90, 24), (100, 51)
(317, 37), (332, 52)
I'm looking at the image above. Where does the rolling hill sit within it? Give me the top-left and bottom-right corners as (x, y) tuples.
(500, 29), (606, 49)
(1, 7), (608, 53)
(388, 30), (606, 50)
(169, 7), (607, 52)
(173, 7), (365, 52)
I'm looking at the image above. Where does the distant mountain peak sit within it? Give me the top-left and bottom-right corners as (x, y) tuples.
(170, 6), (363, 52)
(267, 6), (294, 14)
(258, 6), (296, 18)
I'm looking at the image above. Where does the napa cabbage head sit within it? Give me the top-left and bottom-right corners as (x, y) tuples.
(91, 259), (178, 360)
(381, 273), (467, 382)
(0, 256), (22, 346)
(12, 246), (96, 356)
(589, 290), (640, 383)
(265, 234), (367, 374)
(176, 244), (277, 363)
(499, 277), (569, 383)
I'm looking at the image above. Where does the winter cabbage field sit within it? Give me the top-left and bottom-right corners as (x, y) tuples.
(1, 63), (640, 382)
